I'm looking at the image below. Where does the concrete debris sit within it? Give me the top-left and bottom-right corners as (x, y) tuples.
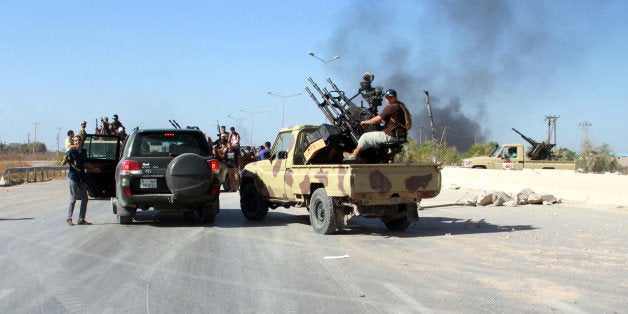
(541, 194), (558, 204)
(476, 191), (494, 206)
(516, 188), (535, 204)
(492, 192), (512, 206)
(468, 188), (560, 207)
(527, 193), (543, 204)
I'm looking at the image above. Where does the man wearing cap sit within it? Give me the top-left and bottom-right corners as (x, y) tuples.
(77, 121), (87, 139)
(344, 88), (406, 160)
(110, 114), (124, 135)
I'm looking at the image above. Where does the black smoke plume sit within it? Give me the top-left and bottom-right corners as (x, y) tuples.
(325, 0), (569, 152)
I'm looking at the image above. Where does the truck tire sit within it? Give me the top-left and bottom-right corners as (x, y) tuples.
(384, 217), (410, 231)
(166, 153), (212, 198)
(117, 206), (134, 224)
(382, 203), (413, 231)
(196, 200), (218, 224)
(309, 188), (338, 234)
(240, 183), (269, 221)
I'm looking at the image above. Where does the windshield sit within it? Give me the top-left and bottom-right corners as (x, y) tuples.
(130, 131), (209, 157)
(489, 146), (504, 158)
(84, 135), (120, 161)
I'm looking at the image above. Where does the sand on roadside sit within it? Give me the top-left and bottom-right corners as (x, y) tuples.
(440, 167), (628, 208)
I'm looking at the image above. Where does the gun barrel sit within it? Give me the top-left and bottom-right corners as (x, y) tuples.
(305, 86), (336, 125)
(511, 128), (538, 146)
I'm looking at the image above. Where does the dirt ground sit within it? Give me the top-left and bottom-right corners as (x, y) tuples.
(441, 167), (628, 209)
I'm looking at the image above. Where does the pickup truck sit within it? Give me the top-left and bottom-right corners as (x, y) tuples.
(460, 143), (575, 170)
(239, 125), (442, 234)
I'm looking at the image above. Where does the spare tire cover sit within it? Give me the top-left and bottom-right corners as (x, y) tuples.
(166, 153), (213, 198)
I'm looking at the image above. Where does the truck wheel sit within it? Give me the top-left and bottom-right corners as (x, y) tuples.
(117, 207), (134, 225)
(309, 188), (338, 234)
(384, 216), (410, 231)
(111, 198), (118, 214)
(240, 183), (268, 221)
(197, 200), (219, 224)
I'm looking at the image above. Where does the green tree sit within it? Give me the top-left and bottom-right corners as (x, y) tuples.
(396, 138), (461, 166)
(577, 143), (621, 173)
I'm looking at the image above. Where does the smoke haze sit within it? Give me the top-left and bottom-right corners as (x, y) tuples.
(327, 0), (578, 151)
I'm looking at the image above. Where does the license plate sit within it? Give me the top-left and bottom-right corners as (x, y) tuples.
(140, 179), (157, 189)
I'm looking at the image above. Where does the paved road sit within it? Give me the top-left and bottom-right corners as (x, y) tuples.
(0, 180), (625, 312)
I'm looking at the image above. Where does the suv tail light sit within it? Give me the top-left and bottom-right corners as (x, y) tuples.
(207, 159), (219, 174)
(120, 160), (142, 175)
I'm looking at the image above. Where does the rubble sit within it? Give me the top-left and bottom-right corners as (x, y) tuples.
(465, 188), (560, 207)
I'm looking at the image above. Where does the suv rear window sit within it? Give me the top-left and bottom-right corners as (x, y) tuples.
(130, 131), (209, 157)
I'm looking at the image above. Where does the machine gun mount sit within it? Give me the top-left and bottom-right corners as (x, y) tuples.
(302, 73), (405, 164)
(511, 128), (556, 160)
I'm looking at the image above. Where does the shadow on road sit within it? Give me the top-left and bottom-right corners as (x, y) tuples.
(213, 207), (300, 229)
(329, 216), (536, 238)
(411, 216), (536, 237)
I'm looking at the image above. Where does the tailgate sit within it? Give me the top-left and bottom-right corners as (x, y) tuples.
(348, 162), (441, 199)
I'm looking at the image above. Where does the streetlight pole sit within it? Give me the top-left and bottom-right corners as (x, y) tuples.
(227, 115), (247, 128)
(266, 91), (301, 128)
(240, 109), (266, 148)
(307, 51), (340, 85)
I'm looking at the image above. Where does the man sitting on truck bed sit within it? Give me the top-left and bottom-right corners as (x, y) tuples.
(344, 89), (408, 161)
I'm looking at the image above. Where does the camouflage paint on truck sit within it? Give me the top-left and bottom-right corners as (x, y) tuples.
(240, 125), (441, 234)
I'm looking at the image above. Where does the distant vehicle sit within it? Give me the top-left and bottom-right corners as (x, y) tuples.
(460, 143), (576, 170)
(460, 128), (575, 170)
(83, 129), (221, 224)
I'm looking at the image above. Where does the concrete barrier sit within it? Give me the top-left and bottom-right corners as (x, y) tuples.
(0, 166), (68, 186)
(441, 167), (628, 208)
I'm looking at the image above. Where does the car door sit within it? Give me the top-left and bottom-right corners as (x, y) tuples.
(82, 134), (122, 198)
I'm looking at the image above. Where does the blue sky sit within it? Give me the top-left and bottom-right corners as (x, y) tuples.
(1, 0), (627, 153)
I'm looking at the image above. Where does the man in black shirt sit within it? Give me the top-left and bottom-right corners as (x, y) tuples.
(61, 135), (92, 225)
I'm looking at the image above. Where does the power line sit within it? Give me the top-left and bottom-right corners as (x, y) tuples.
(579, 121), (592, 148)
(33, 121), (40, 155)
(544, 115), (560, 145)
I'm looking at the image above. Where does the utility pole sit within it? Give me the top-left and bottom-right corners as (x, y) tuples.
(544, 115), (560, 145)
(56, 127), (61, 158)
(33, 121), (40, 155)
(440, 126), (449, 145)
(579, 121), (592, 148)
(418, 126), (424, 144)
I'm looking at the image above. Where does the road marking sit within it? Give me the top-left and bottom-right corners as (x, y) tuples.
(383, 282), (432, 312)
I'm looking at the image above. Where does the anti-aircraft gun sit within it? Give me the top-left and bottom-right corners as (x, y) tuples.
(511, 128), (556, 160)
(303, 73), (406, 164)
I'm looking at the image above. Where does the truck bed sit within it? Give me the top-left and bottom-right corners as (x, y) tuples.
(288, 162), (441, 202)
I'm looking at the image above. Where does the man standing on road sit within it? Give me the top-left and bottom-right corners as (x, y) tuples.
(61, 135), (92, 226)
